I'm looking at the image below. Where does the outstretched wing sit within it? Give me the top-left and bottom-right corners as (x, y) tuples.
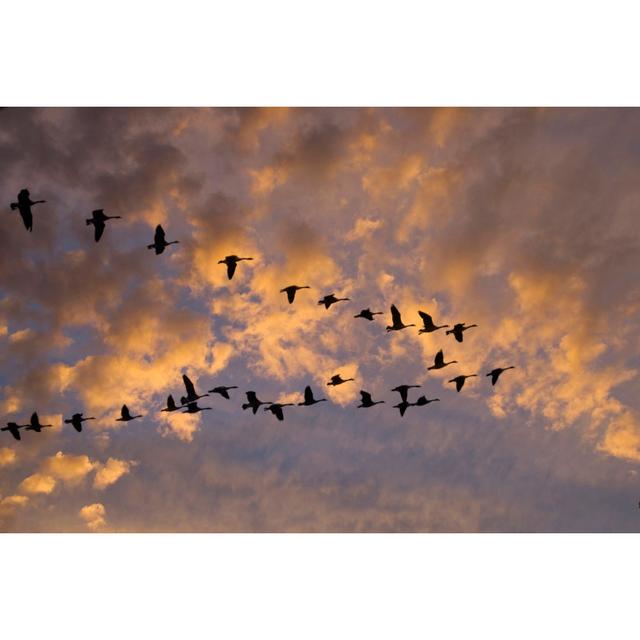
(121, 404), (130, 419)
(167, 395), (177, 410)
(245, 391), (257, 404)
(434, 350), (444, 367)
(94, 220), (105, 242)
(304, 386), (314, 404)
(273, 405), (284, 421)
(360, 390), (372, 404)
(218, 388), (230, 399)
(30, 412), (38, 427)
(182, 374), (196, 398)
(456, 378), (464, 392)
(455, 328), (463, 343)
(491, 371), (500, 386)
(19, 207), (33, 231)
(154, 225), (165, 245)
(286, 288), (295, 304)
(398, 403), (408, 417)
(390, 304), (401, 326)
(227, 261), (237, 280)
(418, 311), (433, 328)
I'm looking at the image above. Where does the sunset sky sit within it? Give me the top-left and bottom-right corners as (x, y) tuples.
(1, 107), (639, 531)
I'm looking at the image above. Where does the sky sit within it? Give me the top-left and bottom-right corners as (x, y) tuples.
(0, 107), (639, 532)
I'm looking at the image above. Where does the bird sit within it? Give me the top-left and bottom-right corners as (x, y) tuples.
(10, 189), (46, 232)
(1, 421), (27, 441)
(181, 401), (212, 414)
(427, 350), (458, 370)
(298, 386), (327, 406)
(318, 294), (350, 309)
(86, 209), (121, 242)
(208, 385), (238, 400)
(64, 413), (95, 433)
(386, 304), (416, 332)
(280, 285), (310, 304)
(486, 366), (516, 386)
(357, 390), (385, 408)
(417, 311), (449, 334)
(448, 374), (478, 392)
(147, 224), (179, 255)
(218, 255), (253, 280)
(446, 323), (478, 343)
(413, 396), (440, 406)
(354, 308), (383, 321)
(25, 412), (53, 433)
(391, 384), (420, 403)
(264, 403), (295, 421)
(327, 374), (354, 386)
(180, 374), (209, 406)
(242, 391), (272, 414)
(116, 405), (142, 422)
(160, 395), (181, 412)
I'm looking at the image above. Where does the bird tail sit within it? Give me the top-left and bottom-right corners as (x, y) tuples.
(147, 243), (155, 249)
(241, 403), (250, 410)
(64, 419), (72, 424)
(10, 202), (18, 210)
(86, 219), (92, 225)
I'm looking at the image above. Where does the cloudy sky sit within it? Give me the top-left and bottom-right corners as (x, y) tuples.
(0, 107), (639, 532)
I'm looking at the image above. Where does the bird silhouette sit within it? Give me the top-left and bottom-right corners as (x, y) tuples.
(25, 412), (53, 433)
(446, 323), (478, 343)
(242, 391), (272, 414)
(86, 209), (121, 242)
(116, 405), (142, 422)
(357, 390), (385, 408)
(147, 224), (179, 255)
(427, 349), (458, 370)
(318, 294), (350, 309)
(64, 413), (95, 433)
(418, 311), (449, 334)
(413, 396), (440, 406)
(448, 374), (478, 392)
(208, 385), (238, 400)
(392, 400), (412, 417)
(391, 384), (420, 403)
(10, 189), (45, 231)
(1, 421), (27, 441)
(486, 366), (515, 386)
(264, 402), (295, 421)
(298, 386), (327, 406)
(181, 401), (212, 414)
(354, 308), (383, 321)
(160, 395), (181, 412)
(386, 304), (416, 332)
(218, 255), (253, 280)
(180, 374), (209, 406)
(280, 285), (310, 304)
(327, 374), (355, 386)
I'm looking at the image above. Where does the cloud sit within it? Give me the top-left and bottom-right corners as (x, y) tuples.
(0, 447), (17, 467)
(93, 458), (135, 490)
(20, 473), (57, 494)
(79, 503), (107, 531)
(0, 494), (29, 518)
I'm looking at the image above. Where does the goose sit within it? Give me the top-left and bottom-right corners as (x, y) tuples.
(64, 413), (95, 433)
(448, 374), (477, 392)
(25, 412), (53, 433)
(446, 323), (478, 343)
(327, 374), (354, 386)
(386, 304), (415, 332)
(86, 209), (121, 242)
(147, 224), (179, 255)
(264, 403), (295, 421)
(413, 396), (440, 406)
(242, 391), (272, 414)
(486, 366), (515, 386)
(357, 390), (385, 408)
(181, 401), (212, 414)
(318, 294), (350, 309)
(180, 374), (209, 406)
(208, 385), (238, 400)
(218, 255), (253, 280)
(280, 285), (310, 304)
(10, 189), (46, 232)
(418, 311), (449, 334)
(391, 384), (420, 403)
(1, 421), (27, 441)
(354, 308), (383, 321)
(298, 386), (327, 406)
(160, 395), (181, 412)
(427, 350), (457, 370)
(116, 405), (142, 422)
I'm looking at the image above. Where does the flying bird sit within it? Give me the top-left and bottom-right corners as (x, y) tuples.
(181, 401), (212, 414)
(327, 374), (355, 386)
(418, 311), (449, 334)
(86, 209), (121, 242)
(147, 224), (179, 255)
(208, 385), (238, 400)
(446, 323), (478, 343)
(448, 374), (478, 392)
(160, 395), (181, 412)
(264, 402), (295, 421)
(354, 308), (383, 321)
(391, 384), (420, 403)
(486, 366), (516, 386)
(25, 412), (53, 433)
(357, 390), (385, 408)
(180, 374), (209, 406)
(218, 255), (253, 280)
(413, 396), (440, 406)
(1, 421), (27, 441)
(386, 304), (416, 332)
(298, 386), (327, 406)
(427, 350), (458, 370)
(318, 294), (350, 309)
(10, 188), (46, 232)
(116, 405), (142, 422)
(64, 413), (95, 433)
(242, 391), (272, 414)
(280, 285), (310, 304)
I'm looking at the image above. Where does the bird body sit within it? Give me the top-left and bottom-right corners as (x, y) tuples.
(446, 323), (478, 343)
(86, 209), (121, 242)
(386, 304), (416, 332)
(64, 413), (95, 432)
(486, 366), (515, 386)
(428, 350), (457, 370)
(448, 374), (477, 392)
(209, 385), (238, 400)
(391, 384), (420, 403)
(357, 390), (385, 408)
(354, 308), (383, 321)
(318, 294), (350, 309)
(116, 405), (142, 421)
(10, 189), (45, 232)
(264, 403), (294, 421)
(181, 401), (211, 414)
(218, 255), (253, 280)
(418, 311), (449, 334)
(242, 391), (272, 414)
(298, 385), (327, 406)
(327, 374), (355, 386)
(147, 224), (179, 255)
(280, 285), (310, 304)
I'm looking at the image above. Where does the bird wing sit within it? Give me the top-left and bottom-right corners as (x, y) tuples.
(154, 225), (165, 245)
(304, 386), (314, 404)
(167, 395), (177, 410)
(227, 261), (237, 280)
(398, 403), (408, 417)
(360, 391), (372, 404)
(30, 412), (38, 427)
(10, 425), (22, 440)
(418, 311), (433, 328)
(286, 288), (295, 303)
(273, 405), (284, 421)
(434, 350), (444, 367)
(456, 378), (464, 392)
(390, 304), (401, 326)
(246, 391), (258, 404)
(491, 371), (500, 385)
(219, 388), (230, 399)
(455, 328), (463, 343)
(183, 374), (196, 398)
(94, 220), (105, 242)
(19, 207), (32, 231)
(121, 405), (130, 419)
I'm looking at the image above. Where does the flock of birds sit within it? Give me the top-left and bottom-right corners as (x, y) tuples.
(3, 188), (516, 441)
